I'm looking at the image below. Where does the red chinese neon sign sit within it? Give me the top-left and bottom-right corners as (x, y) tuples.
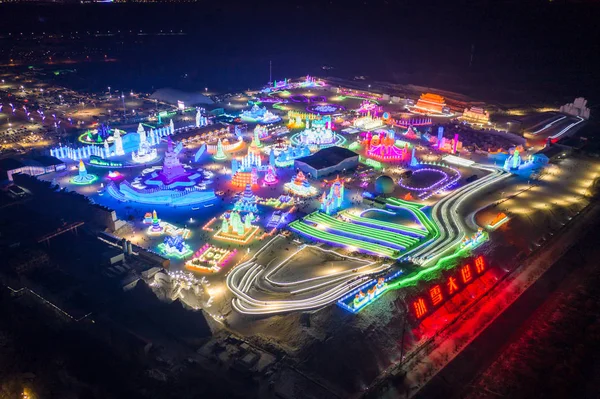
(412, 256), (487, 320)
(447, 276), (459, 295)
(460, 264), (472, 284)
(413, 298), (428, 319)
(475, 256), (485, 274)
(429, 285), (443, 306)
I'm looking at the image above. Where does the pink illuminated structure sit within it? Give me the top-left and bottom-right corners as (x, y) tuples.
(387, 117), (433, 128)
(404, 126), (419, 140)
(357, 100), (382, 115)
(263, 165), (278, 185)
(452, 133), (459, 154)
(363, 131), (408, 161)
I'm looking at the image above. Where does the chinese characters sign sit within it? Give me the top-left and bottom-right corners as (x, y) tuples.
(412, 256), (487, 320)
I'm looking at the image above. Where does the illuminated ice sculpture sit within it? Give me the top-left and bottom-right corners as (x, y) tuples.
(214, 211), (259, 244)
(137, 123), (147, 144)
(320, 176), (344, 214)
(363, 131), (408, 161)
(291, 116), (344, 147)
(504, 148), (523, 171)
(232, 147), (264, 174)
(161, 235), (192, 257)
(284, 171), (317, 197)
(131, 123), (158, 163)
(150, 210), (163, 233)
(196, 108), (208, 127)
(70, 159), (98, 185)
(263, 165), (278, 185)
(233, 184), (259, 213)
(253, 125), (266, 147)
(107, 137), (216, 206)
(240, 104), (280, 123)
(410, 147), (419, 167)
(275, 144), (311, 167)
(114, 128), (125, 156)
(213, 139), (227, 160)
(353, 111), (384, 131)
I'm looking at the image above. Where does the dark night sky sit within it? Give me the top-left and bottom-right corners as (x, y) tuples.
(1, 0), (599, 104)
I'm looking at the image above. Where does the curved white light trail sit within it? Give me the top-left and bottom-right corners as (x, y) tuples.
(530, 115), (566, 135)
(227, 165), (510, 315)
(226, 238), (391, 315)
(548, 116), (585, 140)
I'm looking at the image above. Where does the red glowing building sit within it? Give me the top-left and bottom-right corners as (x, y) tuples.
(414, 93), (447, 115)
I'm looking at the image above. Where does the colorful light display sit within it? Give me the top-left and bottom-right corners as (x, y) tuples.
(358, 155), (383, 170)
(240, 104), (280, 123)
(131, 123), (158, 163)
(145, 211), (192, 238)
(460, 106), (490, 124)
(399, 168), (449, 192)
(232, 147), (264, 175)
(196, 108), (208, 128)
(410, 147), (418, 167)
(320, 176), (344, 214)
(460, 228), (487, 249)
(387, 117), (433, 128)
(357, 100), (381, 114)
(267, 75), (323, 91)
(253, 125), (267, 147)
(336, 269), (404, 314)
(231, 167), (259, 187)
(284, 171), (318, 197)
(143, 212), (154, 224)
(149, 210), (163, 233)
(291, 200), (437, 259)
(213, 138), (227, 160)
(158, 234), (193, 258)
(410, 93), (450, 115)
(233, 184), (259, 213)
(89, 156), (123, 168)
(304, 212), (420, 250)
(353, 112), (384, 131)
(108, 139), (215, 206)
(399, 164), (462, 200)
(70, 160), (98, 185)
(185, 244), (236, 273)
(259, 195), (294, 209)
(290, 116), (344, 147)
(341, 210), (428, 237)
(401, 165), (509, 266)
(266, 210), (287, 228)
(78, 123), (113, 145)
(106, 170), (123, 182)
(202, 216), (219, 233)
(338, 253), (488, 314)
(363, 131), (408, 161)
(274, 144), (311, 168)
(157, 137), (188, 183)
(504, 147), (523, 171)
(410, 256), (488, 320)
(263, 165), (278, 185)
(351, 278), (387, 309)
(214, 211), (260, 244)
(306, 103), (345, 115)
(200, 128), (244, 155)
(487, 212), (509, 230)
(114, 128), (125, 156)
(52, 142), (111, 161)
